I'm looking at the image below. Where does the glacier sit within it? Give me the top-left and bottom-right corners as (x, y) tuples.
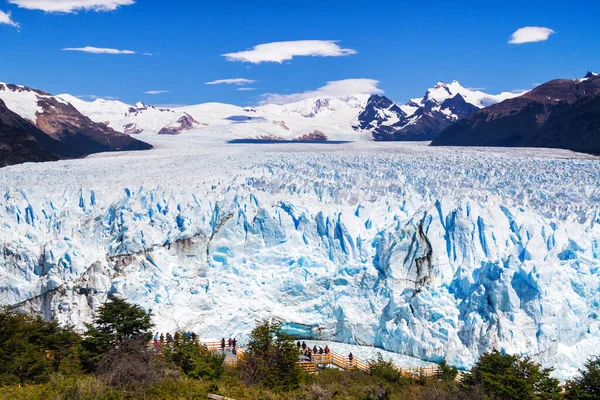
(0, 137), (599, 380)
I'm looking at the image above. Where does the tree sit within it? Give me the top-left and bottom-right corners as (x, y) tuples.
(565, 356), (600, 399)
(239, 319), (301, 391)
(463, 350), (561, 400)
(79, 296), (153, 372)
(0, 307), (81, 386)
(437, 359), (459, 382)
(163, 332), (225, 380)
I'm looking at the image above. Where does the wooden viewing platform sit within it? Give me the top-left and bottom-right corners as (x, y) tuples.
(195, 340), (438, 377)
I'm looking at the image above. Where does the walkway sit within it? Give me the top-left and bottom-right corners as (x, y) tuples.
(198, 340), (438, 377)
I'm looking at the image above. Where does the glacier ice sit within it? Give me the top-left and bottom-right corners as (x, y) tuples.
(0, 137), (599, 380)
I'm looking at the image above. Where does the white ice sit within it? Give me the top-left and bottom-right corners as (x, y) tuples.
(0, 135), (599, 381)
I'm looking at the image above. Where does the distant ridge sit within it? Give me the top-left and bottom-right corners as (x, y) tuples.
(432, 72), (600, 154)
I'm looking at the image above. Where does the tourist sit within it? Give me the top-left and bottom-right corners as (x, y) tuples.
(301, 341), (307, 350)
(319, 347), (324, 355)
(307, 350), (312, 361)
(232, 338), (237, 349)
(348, 352), (353, 362)
(313, 345), (318, 353)
(191, 332), (197, 341)
(324, 345), (330, 354)
(221, 338), (226, 351)
(159, 333), (164, 343)
(297, 340), (301, 348)
(228, 337), (232, 348)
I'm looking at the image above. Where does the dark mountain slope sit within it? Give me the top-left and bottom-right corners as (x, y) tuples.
(0, 82), (152, 167)
(432, 73), (600, 154)
(0, 99), (62, 167)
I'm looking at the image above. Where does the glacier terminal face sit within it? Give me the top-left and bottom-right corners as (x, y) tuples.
(0, 137), (599, 380)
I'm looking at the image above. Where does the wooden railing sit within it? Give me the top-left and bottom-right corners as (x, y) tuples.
(296, 361), (317, 374)
(310, 350), (438, 377)
(162, 338), (439, 377)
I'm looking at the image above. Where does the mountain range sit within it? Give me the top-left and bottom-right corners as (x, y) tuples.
(1, 73), (600, 167)
(56, 81), (519, 142)
(432, 72), (600, 154)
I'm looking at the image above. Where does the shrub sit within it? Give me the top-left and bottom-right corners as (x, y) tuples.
(163, 332), (225, 380)
(0, 307), (81, 386)
(359, 385), (392, 400)
(368, 353), (404, 385)
(565, 356), (600, 399)
(96, 338), (170, 391)
(463, 350), (561, 400)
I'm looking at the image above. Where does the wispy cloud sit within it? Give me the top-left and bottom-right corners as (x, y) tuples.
(260, 78), (382, 105)
(205, 78), (256, 85)
(142, 52), (153, 56)
(237, 88), (256, 91)
(509, 27), (555, 44)
(0, 10), (19, 28)
(222, 40), (357, 64)
(76, 94), (120, 101)
(63, 46), (135, 54)
(143, 90), (169, 95)
(8, 0), (134, 13)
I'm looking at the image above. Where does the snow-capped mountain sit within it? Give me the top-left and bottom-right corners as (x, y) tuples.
(0, 98), (63, 167)
(0, 83), (151, 167)
(58, 83), (517, 143)
(363, 81), (522, 141)
(57, 94), (202, 136)
(433, 72), (600, 154)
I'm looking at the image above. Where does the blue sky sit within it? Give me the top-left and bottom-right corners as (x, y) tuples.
(1, 0), (598, 106)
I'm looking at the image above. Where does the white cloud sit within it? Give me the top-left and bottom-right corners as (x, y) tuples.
(143, 90), (169, 95)
(509, 27), (555, 44)
(63, 46), (135, 54)
(0, 10), (19, 28)
(237, 88), (256, 91)
(76, 94), (119, 100)
(205, 78), (256, 85)
(222, 40), (357, 64)
(8, 0), (134, 13)
(142, 52), (153, 56)
(260, 78), (382, 105)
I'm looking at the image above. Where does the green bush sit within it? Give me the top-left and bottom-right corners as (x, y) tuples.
(368, 353), (405, 385)
(462, 350), (561, 400)
(565, 356), (600, 399)
(163, 333), (225, 380)
(0, 307), (81, 386)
